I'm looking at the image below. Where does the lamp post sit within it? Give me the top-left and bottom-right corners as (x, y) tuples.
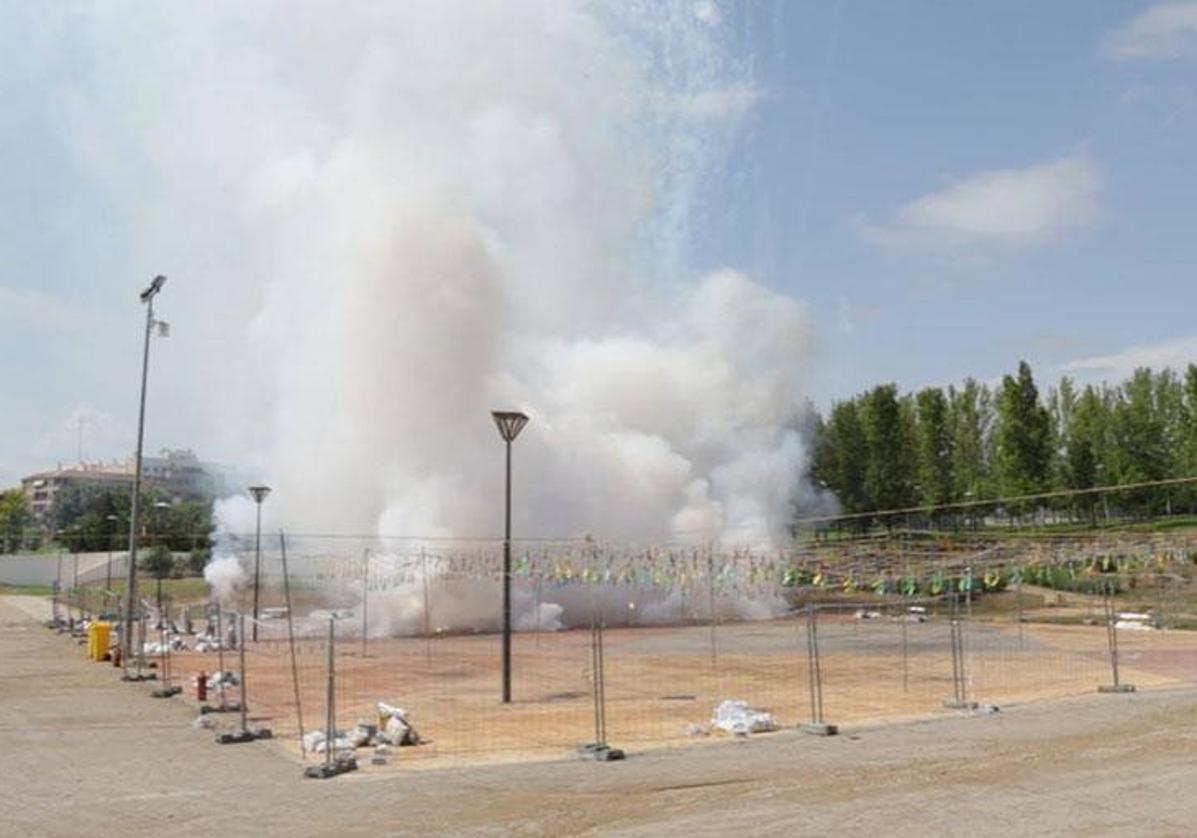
(153, 500), (170, 617)
(491, 410), (529, 704)
(123, 274), (167, 665)
(248, 485), (271, 642)
(105, 513), (118, 591)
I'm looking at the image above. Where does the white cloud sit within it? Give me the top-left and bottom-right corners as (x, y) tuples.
(1105, 2), (1197, 60)
(1059, 335), (1197, 380)
(860, 153), (1103, 251)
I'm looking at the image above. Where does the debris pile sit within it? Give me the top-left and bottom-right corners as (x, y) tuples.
(206, 671), (239, 691)
(302, 704), (424, 756)
(143, 637), (188, 655)
(710, 700), (777, 736)
(303, 729), (362, 754)
(377, 703), (422, 746)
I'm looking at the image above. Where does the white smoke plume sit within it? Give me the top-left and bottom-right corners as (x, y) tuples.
(54, 1), (812, 543)
(203, 554), (248, 607)
(55, 3), (820, 621)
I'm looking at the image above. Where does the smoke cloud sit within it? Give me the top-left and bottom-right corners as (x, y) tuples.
(60, 2), (817, 547)
(203, 554), (248, 607)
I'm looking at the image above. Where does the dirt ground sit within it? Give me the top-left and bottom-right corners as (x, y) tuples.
(153, 608), (1197, 769)
(5, 595), (1197, 837)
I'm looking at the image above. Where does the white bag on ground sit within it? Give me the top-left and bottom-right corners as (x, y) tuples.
(377, 702), (422, 746)
(303, 729), (357, 753)
(711, 700), (777, 736)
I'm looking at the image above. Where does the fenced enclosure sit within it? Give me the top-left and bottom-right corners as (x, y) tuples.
(50, 528), (1197, 770)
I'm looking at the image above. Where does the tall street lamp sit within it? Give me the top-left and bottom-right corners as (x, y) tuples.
(124, 274), (168, 666)
(105, 513), (118, 591)
(248, 485), (272, 642)
(153, 500), (170, 617)
(491, 410), (529, 704)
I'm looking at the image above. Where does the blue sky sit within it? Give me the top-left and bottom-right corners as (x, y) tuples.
(695, 0), (1197, 399)
(2, 1), (1195, 490)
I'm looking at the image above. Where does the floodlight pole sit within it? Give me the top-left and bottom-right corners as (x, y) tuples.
(503, 435), (513, 702)
(123, 275), (166, 665)
(249, 486), (271, 642)
(492, 410), (529, 704)
(153, 500), (169, 617)
(105, 514), (118, 592)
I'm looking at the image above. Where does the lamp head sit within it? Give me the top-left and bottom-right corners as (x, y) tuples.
(491, 411), (529, 443)
(140, 274), (167, 302)
(248, 485), (272, 504)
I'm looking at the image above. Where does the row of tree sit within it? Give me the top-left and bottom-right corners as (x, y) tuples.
(809, 362), (1197, 526)
(0, 484), (214, 555)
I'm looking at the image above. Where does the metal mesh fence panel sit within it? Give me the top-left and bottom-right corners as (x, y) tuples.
(39, 527), (1197, 768)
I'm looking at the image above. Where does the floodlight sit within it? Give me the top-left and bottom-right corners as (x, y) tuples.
(491, 411), (529, 443)
(248, 485), (272, 504)
(140, 274), (167, 302)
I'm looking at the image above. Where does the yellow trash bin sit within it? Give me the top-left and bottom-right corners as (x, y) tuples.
(87, 622), (112, 662)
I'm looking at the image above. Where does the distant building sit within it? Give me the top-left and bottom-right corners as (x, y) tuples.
(21, 449), (226, 529)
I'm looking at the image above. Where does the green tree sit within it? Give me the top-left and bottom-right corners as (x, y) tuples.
(948, 379), (994, 503)
(0, 490), (29, 553)
(1108, 368), (1176, 516)
(1178, 364), (1197, 512)
(994, 361), (1053, 504)
(813, 399), (871, 515)
(1064, 385), (1108, 522)
(140, 542), (174, 578)
(861, 384), (916, 521)
(914, 387), (955, 513)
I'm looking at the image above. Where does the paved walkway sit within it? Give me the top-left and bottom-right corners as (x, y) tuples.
(1, 596), (1196, 836)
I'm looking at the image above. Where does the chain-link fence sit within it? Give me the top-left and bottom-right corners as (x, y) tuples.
(44, 528), (1197, 770)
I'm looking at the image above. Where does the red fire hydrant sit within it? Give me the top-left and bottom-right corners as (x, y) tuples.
(196, 671), (208, 702)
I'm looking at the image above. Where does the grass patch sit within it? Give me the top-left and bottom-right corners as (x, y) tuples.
(0, 584), (55, 597)
(99, 577), (210, 601)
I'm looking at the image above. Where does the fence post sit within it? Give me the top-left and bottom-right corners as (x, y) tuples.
(421, 547), (433, 661)
(361, 549), (370, 659)
(707, 551), (718, 668)
(943, 596), (978, 710)
(151, 595), (181, 698)
(217, 613), (273, 743)
(800, 604), (837, 736)
(579, 610), (623, 761)
(279, 531), (306, 756)
(55, 550), (63, 628)
(1098, 581), (1136, 693)
(1015, 561), (1024, 650)
(304, 616), (356, 777)
(121, 606), (151, 682)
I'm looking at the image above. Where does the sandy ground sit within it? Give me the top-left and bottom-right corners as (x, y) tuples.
(3, 596), (1197, 836)
(151, 610), (1197, 769)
